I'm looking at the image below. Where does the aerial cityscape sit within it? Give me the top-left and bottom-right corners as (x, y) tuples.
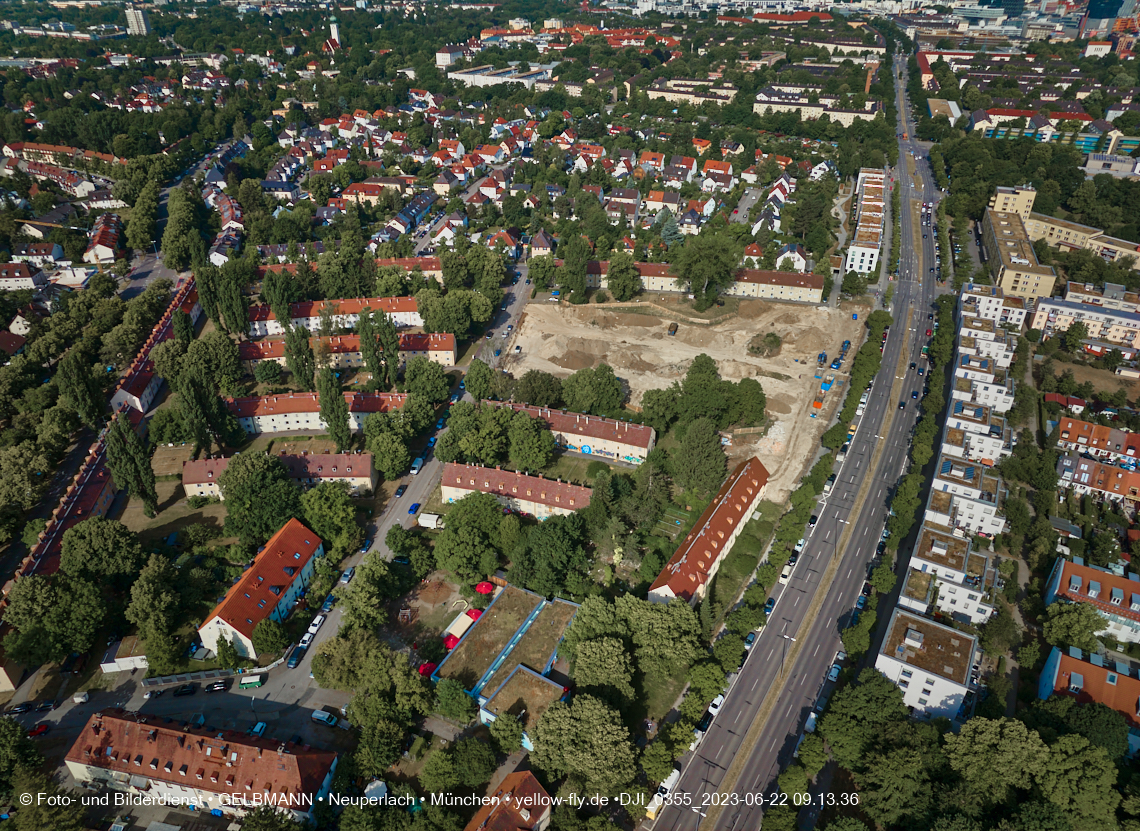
(0, 0), (1137, 830)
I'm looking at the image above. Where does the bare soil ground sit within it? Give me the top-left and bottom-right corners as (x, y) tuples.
(508, 299), (868, 501)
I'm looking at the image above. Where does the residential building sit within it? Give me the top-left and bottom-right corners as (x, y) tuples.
(1045, 557), (1140, 644)
(981, 209), (1057, 302)
(923, 453), (1007, 538)
(247, 297), (421, 337)
(0, 262), (46, 290)
(492, 403), (655, 464)
(440, 463), (591, 520)
(1038, 646), (1140, 756)
(898, 523), (999, 625)
(1030, 292), (1140, 352)
(845, 169), (885, 276)
(958, 283), (1028, 330)
(941, 400), (1013, 467)
(198, 518), (325, 659)
(11, 241), (63, 266)
(64, 709), (337, 822)
(465, 771), (552, 831)
(1057, 453), (1140, 506)
(238, 333), (456, 370)
(649, 457), (769, 604)
(83, 213), (123, 264)
(875, 607), (978, 720)
(1054, 417), (1140, 461)
(988, 185), (1037, 221)
(183, 453), (376, 499)
(1024, 213), (1140, 272)
(125, 8), (151, 36)
(226, 392), (408, 435)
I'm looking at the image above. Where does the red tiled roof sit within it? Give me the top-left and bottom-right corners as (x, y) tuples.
(650, 457), (769, 601)
(464, 771), (551, 831)
(237, 333), (454, 361)
(1052, 559), (1140, 625)
(0, 331), (25, 356)
(493, 403), (654, 450)
(0, 263), (34, 281)
(225, 392), (407, 418)
(247, 296), (418, 322)
(65, 709), (336, 800)
(203, 518), (323, 639)
(443, 463), (591, 511)
(184, 453), (373, 486)
(1045, 648), (1140, 730)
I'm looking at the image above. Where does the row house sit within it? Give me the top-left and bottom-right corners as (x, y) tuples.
(899, 523), (999, 625)
(226, 392), (408, 435)
(942, 400), (1013, 467)
(875, 607), (978, 721)
(247, 297), (422, 338)
(1057, 454), (1140, 506)
(207, 231), (241, 267)
(845, 168), (885, 276)
(23, 160), (95, 198)
(10, 241), (62, 267)
(238, 333), (456, 370)
(958, 315), (1017, 369)
(1046, 557), (1140, 645)
(1054, 417), (1140, 463)
(923, 454), (1008, 538)
(491, 403), (656, 464)
(950, 361), (1015, 414)
(83, 213), (122, 264)
(958, 283), (1028, 329)
(184, 453), (376, 500)
(441, 463), (591, 521)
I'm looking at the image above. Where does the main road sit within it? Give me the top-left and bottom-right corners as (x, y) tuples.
(652, 50), (944, 831)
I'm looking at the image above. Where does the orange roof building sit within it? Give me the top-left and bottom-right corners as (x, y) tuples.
(441, 463), (591, 521)
(1045, 557), (1140, 644)
(649, 457), (769, 604)
(64, 708), (337, 822)
(464, 771), (553, 831)
(198, 518), (325, 659)
(1040, 645), (1140, 755)
(492, 403), (655, 463)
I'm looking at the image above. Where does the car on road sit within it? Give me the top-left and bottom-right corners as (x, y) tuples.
(708, 694), (724, 718)
(311, 710), (338, 728)
(9, 703), (31, 714)
(299, 632), (314, 649)
(926, 329), (933, 337)
(395, 484), (407, 497)
(910, 362), (916, 371)
(449, 393), (460, 404)
(35, 700), (56, 712)
(205, 680), (230, 693)
(27, 724), (49, 738)
(409, 502), (421, 515)
(287, 647), (307, 669)
(173, 684), (196, 697)
(856, 595), (867, 610)
(918, 367), (925, 376)
(427, 436), (436, 447)
(744, 631), (756, 650)
(827, 664), (841, 683)
(763, 597), (776, 616)
(808, 514), (818, 529)
(912, 390), (919, 399)
(143, 688), (164, 699)
(899, 401), (906, 409)
(308, 615), (326, 635)
(341, 565), (357, 583)
(321, 595), (336, 613)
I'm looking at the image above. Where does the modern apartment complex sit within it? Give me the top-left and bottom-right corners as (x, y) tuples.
(875, 608), (979, 720)
(125, 8), (151, 36)
(844, 168), (885, 275)
(1030, 282), (1140, 353)
(981, 208), (1058, 301)
(899, 524), (999, 625)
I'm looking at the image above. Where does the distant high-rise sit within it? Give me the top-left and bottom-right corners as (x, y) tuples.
(1002, 0), (1026, 15)
(125, 8), (151, 37)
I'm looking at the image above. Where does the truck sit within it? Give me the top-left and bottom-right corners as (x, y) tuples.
(823, 473), (836, 495)
(410, 457), (424, 475)
(667, 322), (678, 336)
(418, 513), (443, 530)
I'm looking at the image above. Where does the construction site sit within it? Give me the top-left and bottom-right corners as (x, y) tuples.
(506, 299), (868, 501)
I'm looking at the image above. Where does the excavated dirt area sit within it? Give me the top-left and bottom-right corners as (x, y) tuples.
(507, 299), (868, 502)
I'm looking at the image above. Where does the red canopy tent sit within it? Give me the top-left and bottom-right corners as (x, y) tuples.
(443, 633), (460, 650)
(466, 608), (483, 620)
(475, 582), (495, 594)
(418, 662), (437, 676)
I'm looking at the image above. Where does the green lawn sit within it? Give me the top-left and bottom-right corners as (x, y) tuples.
(540, 453), (612, 485)
(644, 665), (690, 722)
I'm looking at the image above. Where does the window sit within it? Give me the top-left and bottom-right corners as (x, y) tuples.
(918, 698), (929, 706)
(922, 688), (932, 696)
(901, 670), (913, 679)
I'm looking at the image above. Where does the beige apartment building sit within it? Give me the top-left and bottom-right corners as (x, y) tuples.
(988, 185), (1036, 221)
(441, 464), (592, 520)
(183, 453), (376, 499)
(982, 209), (1057, 301)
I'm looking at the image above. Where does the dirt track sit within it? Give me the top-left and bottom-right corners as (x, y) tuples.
(507, 300), (867, 501)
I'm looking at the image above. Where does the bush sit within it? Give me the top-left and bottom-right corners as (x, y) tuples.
(594, 290), (609, 303)
(254, 361), (282, 384)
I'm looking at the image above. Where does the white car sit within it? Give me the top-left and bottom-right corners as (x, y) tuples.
(708, 694), (724, 718)
(307, 615), (326, 636)
(827, 664), (841, 683)
(299, 632), (314, 649)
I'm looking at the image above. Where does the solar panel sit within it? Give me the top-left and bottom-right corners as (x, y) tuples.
(941, 460), (952, 474)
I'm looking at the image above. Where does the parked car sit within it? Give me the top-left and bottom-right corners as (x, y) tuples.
(808, 514), (818, 529)
(173, 684), (197, 697)
(708, 694), (725, 718)
(763, 597), (776, 616)
(744, 631), (756, 650)
(9, 703), (31, 714)
(395, 484), (407, 497)
(143, 689), (164, 700)
(205, 680), (230, 693)
(287, 647), (306, 669)
(408, 502), (421, 515)
(856, 595), (867, 610)
(299, 632), (314, 649)
(827, 664), (841, 683)
(321, 595), (336, 614)
(308, 615), (326, 635)
(393, 555), (411, 566)
(311, 710), (338, 727)
(35, 700), (56, 712)
(27, 724), (49, 738)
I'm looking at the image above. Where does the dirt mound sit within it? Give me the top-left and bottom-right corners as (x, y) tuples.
(417, 581), (451, 607)
(593, 311), (662, 329)
(553, 350), (598, 371)
(768, 396), (794, 415)
(735, 300), (769, 320)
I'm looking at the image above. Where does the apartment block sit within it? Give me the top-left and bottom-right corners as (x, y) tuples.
(1030, 295), (1140, 352)
(844, 168), (885, 275)
(988, 185), (1037, 221)
(875, 607), (978, 720)
(958, 283), (1028, 329)
(982, 209), (1058, 302)
(941, 400), (1013, 467)
(183, 453), (376, 499)
(1039, 646), (1140, 756)
(247, 297), (421, 338)
(238, 333), (456, 370)
(649, 457), (769, 605)
(492, 403), (656, 464)
(65, 709), (337, 822)
(924, 454), (1007, 538)
(1025, 214), (1140, 272)
(951, 364), (1015, 414)
(226, 392), (408, 435)
(441, 463), (592, 521)
(1045, 557), (1140, 645)
(898, 523), (999, 625)
(958, 315), (1018, 369)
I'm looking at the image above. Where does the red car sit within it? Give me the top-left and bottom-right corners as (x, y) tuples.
(27, 724), (49, 738)
(926, 329), (932, 337)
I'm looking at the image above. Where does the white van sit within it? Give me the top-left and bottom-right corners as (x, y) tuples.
(311, 710), (338, 727)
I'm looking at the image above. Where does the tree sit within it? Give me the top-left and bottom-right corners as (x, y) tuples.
(124, 554), (181, 673)
(284, 325), (315, 390)
(366, 430), (411, 480)
(465, 359), (493, 401)
(573, 637), (635, 702)
(452, 739), (497, 787)
(105, 412), (159, 517)
(1061, 322), (1089, 353)
(217, 452), (303, 545)
(302, 481), (362, 557)
(0, 719), (40, 800)
(420, 750), (459, 794)
(945, 717), (1049, 805)
(515, 370), (562, 407)
(57, 345), (103, 427)
(559, 235), (591, 302)
(528, 254), (557, 291)
(59, 517), (145, 592)
(338, 557), (399, 632)
(489, 712), (524, 754)
(1035, 734), (1120, 829)
(531, 695), (638, 795)
(216, 634), (242, 669)
(1043, 602), (1106, 652)
(672, 233), (743, 309)
(251, 619), (290, 656)
(980, 604), (1022, 656)
(819, 669), (909, 770)
(435, 678), (477, 722)
(508, 410), (556, 472)
(561, 364), (624, 415)
(671, 417), (726, 495)
(607, 252), (641, 301)
(1065, 701), (1130, 759)
(375, 311), (401, 390)
(10, 767), (86, 831)
(229, 806), (303, 831)
(317, 368), (351, 451)
(405, 357), (449, 404)
(2, 573), (105, 666)
(254, 361), (282, 384)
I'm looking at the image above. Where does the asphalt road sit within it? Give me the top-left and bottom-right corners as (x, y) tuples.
(731, 188), (761, 225)
(652, 52), (945, 831)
